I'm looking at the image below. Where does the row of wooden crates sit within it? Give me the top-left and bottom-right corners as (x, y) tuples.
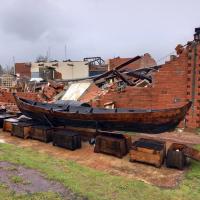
(93, 131), (166, 167)
(91, 132), (166, 168)
(95, 133), (191, 169)
(3, 118), (191, 169)
(4, 119), (81, 151)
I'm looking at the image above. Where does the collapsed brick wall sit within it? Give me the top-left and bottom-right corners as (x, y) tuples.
(0, 91), (44, 112)
(92, 53), (188, 109)
(79, 83), (102, 103)
(0, 91), (43, 104)
(81, 43), (200, 128)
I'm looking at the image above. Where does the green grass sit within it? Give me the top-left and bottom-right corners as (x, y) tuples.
(9, 175), (30, 185)
(10, 176), (24, 184)
(0, 143), (200, 200)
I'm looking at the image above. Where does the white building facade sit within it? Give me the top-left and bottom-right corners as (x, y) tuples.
(31, 61), (89, 80)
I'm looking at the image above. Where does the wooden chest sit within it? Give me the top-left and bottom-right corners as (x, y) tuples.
(130, 138), (166, 168)
(166, 143), (186, 170)
(53, 129), (81, 150)
(30, 126), (54, 143)
(11, 122), (33, 139)
(63, 126), (97, 141)
(0, 114), (16, 128)
(94, 133), (128, 158)
(3, 118), (19, 132)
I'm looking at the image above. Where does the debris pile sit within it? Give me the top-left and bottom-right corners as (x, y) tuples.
(42, 81), (64, 101)
(0, 87), (45, 113)
(0, 103), (19, 113)
(80, 57), (160, 106)
(93, 56), (159, 89)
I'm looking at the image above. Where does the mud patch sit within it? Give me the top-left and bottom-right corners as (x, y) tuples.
(0, 162), (86, 200)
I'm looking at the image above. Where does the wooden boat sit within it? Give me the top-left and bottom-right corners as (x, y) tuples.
(14, 94), (192, 133)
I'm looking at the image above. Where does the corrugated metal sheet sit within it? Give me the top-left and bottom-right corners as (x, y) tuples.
(61, 82), (91, 101)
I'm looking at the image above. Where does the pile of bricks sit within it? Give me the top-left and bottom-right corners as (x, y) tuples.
(0, 90), (43, 104)
(0, 88), (45, 112)
(79, 83), (102, 103)
(0, 80), (65, 112)
(0, 103), (18, 113)
(42, 81), (64, 100)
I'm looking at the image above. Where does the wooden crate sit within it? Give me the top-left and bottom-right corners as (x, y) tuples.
(3, 118), (19, 132)
(94, 133), (128, 158)
(0, 114), (16, 128)
(166, 143), (186, 170)
(53, 129), (81, 150)
(63, 126), (97, 141)
(30, 126), (54, 143)
(11, 122), (33, 139)
(130, 138), (166, 168)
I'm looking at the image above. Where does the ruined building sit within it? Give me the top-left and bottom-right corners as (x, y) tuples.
(80, 28), (200, 129)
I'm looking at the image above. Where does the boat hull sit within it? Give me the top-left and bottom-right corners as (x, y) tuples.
(14, 95), (191, 133)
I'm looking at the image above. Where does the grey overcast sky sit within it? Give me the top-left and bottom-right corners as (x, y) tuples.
(0, 0), (199, 67)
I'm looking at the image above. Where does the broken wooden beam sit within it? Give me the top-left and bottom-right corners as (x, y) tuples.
(94, 56), (141, 81)
(183, 146), (200, 161)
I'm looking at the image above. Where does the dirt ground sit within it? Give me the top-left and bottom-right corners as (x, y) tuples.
(0, 161), (85, 200)
(0, 130), (200, 188)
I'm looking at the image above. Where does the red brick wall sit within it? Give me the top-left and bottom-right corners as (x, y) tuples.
(0, 91), (42, 104)
(15, 63), (31, 78)
(185, 43), (200, 128)
(109, 53), (156, 70)
(54, 70), (62, 79)
(79, 83), (102, 103)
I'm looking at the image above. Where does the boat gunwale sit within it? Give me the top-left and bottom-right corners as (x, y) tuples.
(15, 96), (191, 115)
